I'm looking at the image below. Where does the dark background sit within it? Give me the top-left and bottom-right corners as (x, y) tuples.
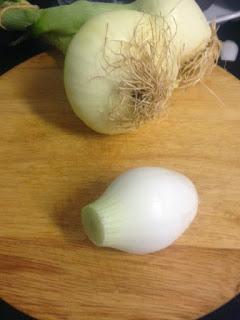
(0, 1), (239, 319)
(1, 295), (240, 320)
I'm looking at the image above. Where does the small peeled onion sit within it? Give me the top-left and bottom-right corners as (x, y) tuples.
(82, 167), (198, 254)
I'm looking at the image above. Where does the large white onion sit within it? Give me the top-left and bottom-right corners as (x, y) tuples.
(64, 10), (179, 134)
(138, 0), (212, 61)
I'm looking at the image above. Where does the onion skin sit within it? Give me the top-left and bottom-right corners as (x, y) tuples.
(64, 10), (179, 134)
(138, 0), (212, 62)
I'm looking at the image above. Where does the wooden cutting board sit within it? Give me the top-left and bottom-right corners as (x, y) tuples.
(0, 52), (239, 320)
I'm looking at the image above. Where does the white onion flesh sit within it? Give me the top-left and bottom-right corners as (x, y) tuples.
(82, 167), (198, 254)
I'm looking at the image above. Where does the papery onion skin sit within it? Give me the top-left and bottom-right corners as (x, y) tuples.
(137, 0), (212, 61)
(64, 10), (179, 134)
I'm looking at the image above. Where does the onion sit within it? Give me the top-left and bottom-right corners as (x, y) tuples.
(137, 0), (212, 60)
(1, 0), (220, 133)
(82, 167), (199, 254)
(64, 10), (179, 134)
(133, 0), (221, 87)
(152, 0), (221, 87)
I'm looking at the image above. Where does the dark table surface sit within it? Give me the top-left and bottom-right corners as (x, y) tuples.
(1, 295), (240, 320)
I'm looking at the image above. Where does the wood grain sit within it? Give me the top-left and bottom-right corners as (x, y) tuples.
(0, 52), (239, 320)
